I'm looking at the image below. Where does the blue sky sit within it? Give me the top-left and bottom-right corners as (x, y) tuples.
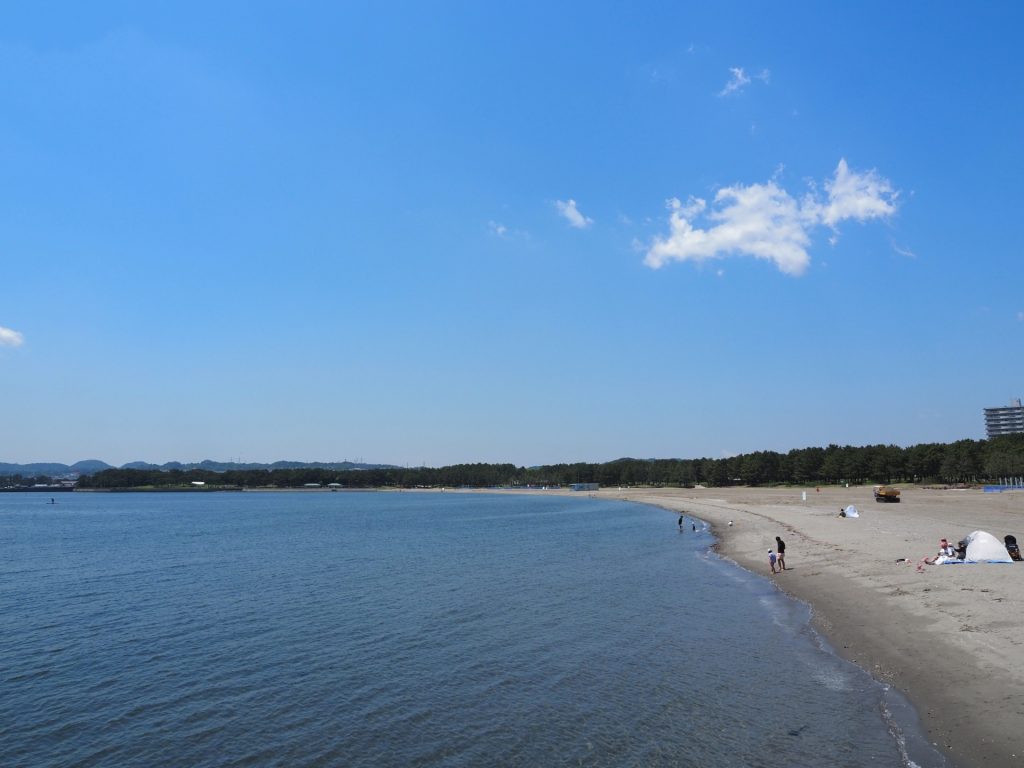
(2, 2), (1021, 467)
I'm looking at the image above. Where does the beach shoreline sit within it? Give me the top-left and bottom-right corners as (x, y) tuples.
(446, 484), (1022, 767)
(599, 485), (1022, 768)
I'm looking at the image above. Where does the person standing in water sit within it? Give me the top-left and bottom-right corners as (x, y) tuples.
(775, 536), (786, 570)
(678, 514), (685, 530)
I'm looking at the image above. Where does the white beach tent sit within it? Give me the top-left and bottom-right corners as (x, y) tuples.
(843, 504), (860, 518)
(963, 530), (1013, 563)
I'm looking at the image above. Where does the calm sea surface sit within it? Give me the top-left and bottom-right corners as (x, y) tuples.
(1, 491), (946, 767)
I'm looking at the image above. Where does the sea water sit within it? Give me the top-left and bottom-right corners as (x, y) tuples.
(0, 491), (946, 767)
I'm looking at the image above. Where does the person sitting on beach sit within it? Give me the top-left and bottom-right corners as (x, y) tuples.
(917, 538), (959, 571)
(768, 550), (778, 574)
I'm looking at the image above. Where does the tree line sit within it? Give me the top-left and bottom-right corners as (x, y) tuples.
(73, 435), (1024, 490)
(0, 474), (64, 488)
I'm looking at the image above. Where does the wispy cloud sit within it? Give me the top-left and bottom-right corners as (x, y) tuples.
(719, 67), (770, 97)
(488, 220), (530, 240)
(719, 67), (749, 96)
(892, 242), (916, 259)
(555, 199), (593, 229)
(1017, 311), (1024, 322)
(644, 159), (898, 276)
(0, 326), (25, 347)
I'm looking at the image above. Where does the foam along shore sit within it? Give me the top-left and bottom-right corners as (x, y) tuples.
(598, 485), (1023, 768)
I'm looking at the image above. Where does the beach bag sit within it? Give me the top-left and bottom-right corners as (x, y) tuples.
(1005, 535), (1021, 562)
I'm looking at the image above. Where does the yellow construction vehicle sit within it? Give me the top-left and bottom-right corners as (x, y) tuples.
(873, 485), (901, 503)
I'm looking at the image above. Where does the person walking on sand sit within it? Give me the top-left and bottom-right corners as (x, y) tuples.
(775, 536), (787, 570)
(768, 550), (778, 574)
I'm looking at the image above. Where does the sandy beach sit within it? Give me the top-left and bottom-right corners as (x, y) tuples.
(580, 485), (1023, 768)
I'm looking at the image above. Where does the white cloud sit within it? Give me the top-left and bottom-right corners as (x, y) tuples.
(719, 67), (770, 97)
(719, 67), (750, 96)
(645, 184), (811, 275)
(644, 159), (898, 276)
(0, 326), (24, 347)
(892, 242), (916, 259)
(555, 199), (593, 229)
(817, 158), (897, 227)
(488, 220), (508, 237)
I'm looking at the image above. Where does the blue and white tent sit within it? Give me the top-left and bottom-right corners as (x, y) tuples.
(963, 530), (1013, 563)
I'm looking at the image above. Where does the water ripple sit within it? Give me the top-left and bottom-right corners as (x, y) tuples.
(0, 492), (945, 768)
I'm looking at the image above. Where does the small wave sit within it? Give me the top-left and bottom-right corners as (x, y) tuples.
(6, 667), (50, 683)
(812, 667), (852, 692)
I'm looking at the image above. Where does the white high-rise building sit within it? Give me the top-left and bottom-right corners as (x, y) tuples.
(984, 398), (1024, 438)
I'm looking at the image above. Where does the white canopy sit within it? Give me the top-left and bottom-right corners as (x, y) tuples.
(843, 504), (859, 518)
(963, 530), (1012, 563)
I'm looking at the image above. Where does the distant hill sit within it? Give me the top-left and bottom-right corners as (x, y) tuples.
(0, 459), (397, 477)
(72, 460), (116, 474)
(0, 460), (114, 477)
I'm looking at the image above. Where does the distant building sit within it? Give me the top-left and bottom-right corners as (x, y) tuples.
(570, 482), (599, 492)
(984, 398), (1024, 438)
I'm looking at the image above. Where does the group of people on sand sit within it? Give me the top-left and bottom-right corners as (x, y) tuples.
(769, 536), (786, 574)
(916, 534), (1022, 571)
(675, 515), (789, 575)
